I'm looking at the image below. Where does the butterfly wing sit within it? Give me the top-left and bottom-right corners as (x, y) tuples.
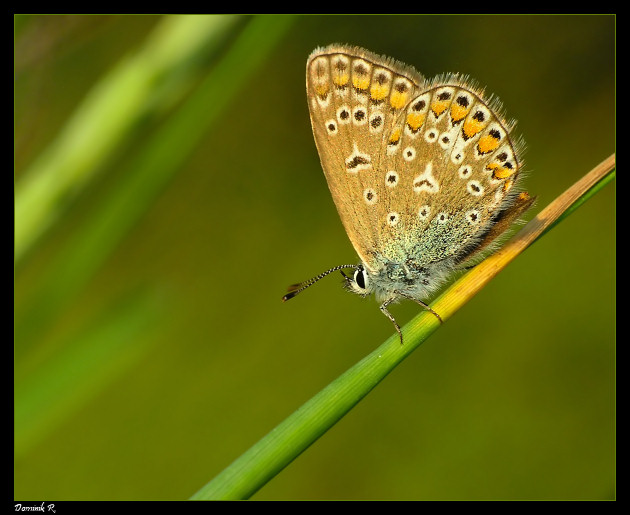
(306, 45), (527, 274)
(306, 45), (425, 271)
(375, 78), (528, 269)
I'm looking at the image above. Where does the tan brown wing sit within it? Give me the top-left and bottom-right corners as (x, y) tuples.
(306, 45), (527, 272)
(372, 77), (527, 268)
(306, 45), (426, 271)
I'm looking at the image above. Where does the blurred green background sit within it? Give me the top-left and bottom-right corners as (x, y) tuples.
(14, 15), (614, 500)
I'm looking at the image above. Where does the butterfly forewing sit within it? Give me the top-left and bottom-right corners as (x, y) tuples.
(306, 45), (424, 269)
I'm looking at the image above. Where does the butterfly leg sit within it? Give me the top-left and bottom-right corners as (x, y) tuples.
(379, 298), (404, 345)
(394, 291), (444, 324)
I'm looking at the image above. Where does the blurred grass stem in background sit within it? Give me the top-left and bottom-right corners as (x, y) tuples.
(15, 15), (295, 343)
(191, 155), (615, 500)
(15, 15), (240, 264)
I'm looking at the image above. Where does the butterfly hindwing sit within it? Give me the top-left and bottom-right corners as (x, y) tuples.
(377, 80), (526, 268)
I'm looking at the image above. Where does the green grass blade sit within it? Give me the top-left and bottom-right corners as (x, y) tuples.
(190, 154), (615, 500)
(15, 15), (296, 349)
(537, 165), (616, 240)
(14, 15), (240, 264)
(191, 316), (440, 501)
(14, 291), (164, 459)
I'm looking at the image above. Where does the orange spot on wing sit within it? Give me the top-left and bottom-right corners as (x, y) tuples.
(370, 82), (389, 101)
(333, 72), (349, 87)
(406, 112), (426, 131)
(450, 102), (470, 123)
(389, 127), (402, 144)
(477, 134), (500, 154)
(315, 83), (329, 97)
(353, 76), (370, 90)
(463, 117), (484, 139)
(431, 100), (449, 117)
(390, 91), (409, 110)
(487, 162), (516, 179)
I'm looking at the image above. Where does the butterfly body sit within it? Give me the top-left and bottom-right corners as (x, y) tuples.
(286, 44), (534, 342)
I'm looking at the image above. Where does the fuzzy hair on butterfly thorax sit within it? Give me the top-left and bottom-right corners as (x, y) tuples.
(305, 44), (533, 308)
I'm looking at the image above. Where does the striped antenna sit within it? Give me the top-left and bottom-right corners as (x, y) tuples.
(282, 265), (359, 302)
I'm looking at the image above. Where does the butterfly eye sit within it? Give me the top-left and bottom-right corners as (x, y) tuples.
(354, 268), (368, 290)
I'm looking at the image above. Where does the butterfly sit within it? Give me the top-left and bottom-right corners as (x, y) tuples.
(284, 44), (534, 343)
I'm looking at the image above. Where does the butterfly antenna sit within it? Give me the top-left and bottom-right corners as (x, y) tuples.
(282, 265), (359, 302)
